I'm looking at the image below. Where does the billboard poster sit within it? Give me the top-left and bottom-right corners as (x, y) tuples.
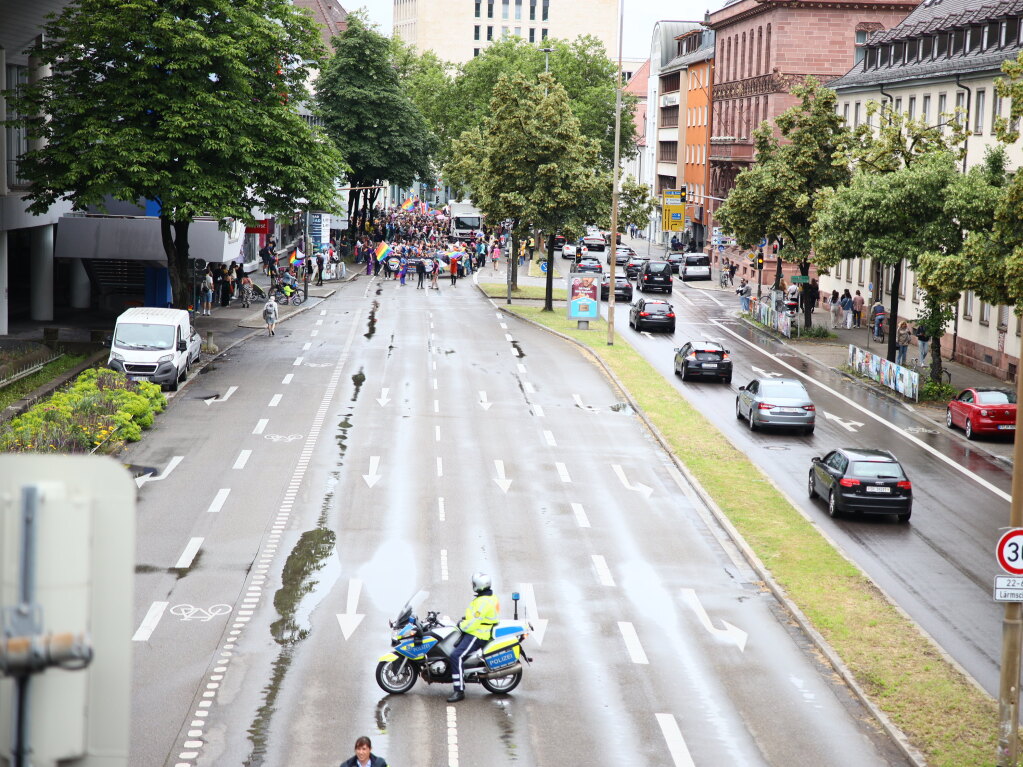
(567, 273), (600, 320)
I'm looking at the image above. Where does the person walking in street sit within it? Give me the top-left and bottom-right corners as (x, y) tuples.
(448, 572), (499, 702)
(398, 256), (408, 286)
(830, 289), (842, 329)
(851, 290), (864, 328)
(449, 254), (458, 286)
(840, 289), (854, 330)
(340, 735), (387, 767)
(915, 323), (931, 366)
(315, 252), (325, 286)
(416, 257), (426, 289)
(896, 320), (912, 367)
(430, 256), (441, 290)
(263, 298), (278, 336)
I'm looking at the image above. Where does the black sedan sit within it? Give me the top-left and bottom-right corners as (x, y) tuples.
(808, 448), (912, 522)
(576, 256), (603, 273)
(629, 298), (675, 333)
(666, 252), (688, 274)
(673, 341), (732, 383)
(601, 273), (633, 301)
(625, 256), (649, 279)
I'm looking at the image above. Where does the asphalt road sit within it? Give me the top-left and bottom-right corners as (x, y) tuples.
(126, 272), (911, 766)
(603, 276), (1012, 697)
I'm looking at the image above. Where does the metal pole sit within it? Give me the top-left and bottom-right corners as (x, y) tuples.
(606, 0), (624, 346)
(999, 339), (1023, 766)
(13, 486), (40, 767)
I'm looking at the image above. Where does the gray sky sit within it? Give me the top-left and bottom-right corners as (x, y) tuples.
(348, 0), (710, 60)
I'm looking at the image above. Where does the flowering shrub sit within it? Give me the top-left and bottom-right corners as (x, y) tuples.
(0, 367), (165, 453)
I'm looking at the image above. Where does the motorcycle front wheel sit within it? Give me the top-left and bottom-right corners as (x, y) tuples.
(480, 669), (522, 694)
(375, 659), (418, 694)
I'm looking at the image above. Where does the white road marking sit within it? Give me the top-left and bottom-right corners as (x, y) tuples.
(555, 462), (571, 483)
(293, 357), (303, 366)
(500, 323), (508, 329)
(618, 621), (649, 664)
(434, 400), (440, 413)
(282, 374), (294, 384)
(493, 460), (513, 493)
(319, 310), (326, 316)
(362, 456), (382, 488)
(524, 381), (535, 393)
(611, 464), (653, 498)
(435, 425), (441, 442)
(711, 319), (1013, 503)
(680, 588), (748, 652)
(232, 450), (252, 470)
(571, 503), (590, 528)
(591, 555), (615, 586)
(656, 713), (696, 767)
(207, 489), (230, 514)
(518, 583), (548, 646)
(315, 319), (323, 325)
(641, 331), (653, 338)
(302, 342), (311, 351)
(543, 430), (557, 447)
(694, 288), (724, 307)
(135, 455), (184, 488)
(432, 361), (437, 371)
(132, 601), (169, 642)
(310, 330), (318, 337)
(478, 391), (492, 410)
(436, 457), (444, 477)
(533, 404), (545, 417)
(335, 578), (365, 640)
(441, 549), (449, 581)
(517, 363), (527, 374)
(268, 394), (283, 407)
(750, 366), (782, 378)
(438, 497), (446, 521)
(447, 706), (460, 767)
(253, 419), (268, 435)
(821, 410), (864, 432)
(676, 294), (696, 307)
(175, 537), (204, 569)
(377, 388), (390, 406)
(505, 333), (514, 342)
(433, 378), (438, 390)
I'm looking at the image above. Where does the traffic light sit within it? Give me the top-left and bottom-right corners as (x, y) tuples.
(679, 186), (687, 203)
(756, 249), (764, 270)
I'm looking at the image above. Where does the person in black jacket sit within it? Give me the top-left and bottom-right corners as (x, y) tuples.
(340, 735), (387, 767)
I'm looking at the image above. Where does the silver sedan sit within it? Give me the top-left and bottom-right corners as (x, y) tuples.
(735, 378), (816, 435)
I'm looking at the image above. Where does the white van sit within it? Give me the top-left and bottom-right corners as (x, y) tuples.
(107, 308), (201, 391)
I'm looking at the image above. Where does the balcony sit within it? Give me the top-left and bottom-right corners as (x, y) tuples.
(709, 138), (754, 163)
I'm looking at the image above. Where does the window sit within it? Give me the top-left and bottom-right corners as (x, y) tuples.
(1007, 18), (1019, 48)
(528, 27), (535, 42)
(894, 97), (902, 115)
(894, 41), (905, 63)
(855, 29), (868, 63)
(764, 25), (771, 74)
(5, 64), (29, 187)
(937, 92), (947, 123)
(993, 93), (1002, 135)
(474, 25), (480, 40)
(474, 48), (481, 57)
(922, 36), (932, 59)
(487, 2), (494, 18)
(529, 0), (536, 20)
(857, 258), (865, 285)
(952, 29), (964, 55)
(475, 1), (481, 17)
(487, 25), (493, 40)
(854, 102), (861, 128)
(658, 141), (678, 162)
(757, 27), (763, 74)
(998, 305), (1010, 331)
(975, 89), (986, 134)
(541, 27), (547, 40)
(542, 0), (548, 21)
(843, 103), (850, 124)
(661, 105), (679, 128)
(936, 32), (948, 57)
(968, 26), (982, 53)
(980, 301), (991, 325)
(879, 45), (890, 66)
(906, 39), (917, 63)
(922, 94), (931, 123)
(908, 97), (916, 120)
(963, 290), (974, 320)
(514, 26), (521, 36)
(501, 25), (508, 36)
(836, 261), (842, 279)
(514, 0), (521, 20)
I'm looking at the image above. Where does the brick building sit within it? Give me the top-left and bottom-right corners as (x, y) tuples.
(704, 0), (917, 264)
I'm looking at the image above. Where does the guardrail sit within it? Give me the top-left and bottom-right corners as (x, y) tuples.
(0, 353), (64, 390)
(848, 344), (919, 401)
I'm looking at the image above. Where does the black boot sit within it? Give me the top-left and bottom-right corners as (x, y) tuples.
(446, 690), (465, 703)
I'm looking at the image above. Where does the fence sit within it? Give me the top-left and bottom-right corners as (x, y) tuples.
(847, 344), (919, 401)
(748, 296), (792, 338)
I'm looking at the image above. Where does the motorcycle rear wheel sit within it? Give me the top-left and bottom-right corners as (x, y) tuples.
(376, 659), (418, 694)
(480, 669), (522, 694)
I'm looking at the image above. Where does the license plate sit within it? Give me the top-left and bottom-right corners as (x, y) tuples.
(999, 425), (1016, 430)
(865, 486), (891, 493)
(702, 363), (718, 369)
(129, 375), (150, 382)
(774, 407), (802, 414)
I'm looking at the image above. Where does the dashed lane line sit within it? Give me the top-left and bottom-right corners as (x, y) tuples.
(253, 419), (268, 435)
(132, 601), (169, 642)
(206, 489), (230, 514)
(618, 621), (649, 664)
(175, 537), (205, 569)
(232, 450), (251, 470)
(572, 503), (590, 528)
(656, 713), (696, 767)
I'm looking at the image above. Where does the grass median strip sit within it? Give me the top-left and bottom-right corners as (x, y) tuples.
(478, 282), (566, 301)
(505, 304), (998, 767)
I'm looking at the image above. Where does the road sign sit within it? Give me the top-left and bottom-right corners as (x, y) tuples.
(995, 576), (1023, 602)
(540, 261), (548, 273)
(791, 275), (810, 283)
(759, 237), (767, 247)
(718, 245), (724, 252)
(997, 529), (1023, 575)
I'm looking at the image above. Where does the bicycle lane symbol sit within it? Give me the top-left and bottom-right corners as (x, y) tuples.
(169, 604), (233, 622)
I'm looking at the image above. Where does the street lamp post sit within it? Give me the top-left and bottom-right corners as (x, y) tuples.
(606, 0), (624, 347)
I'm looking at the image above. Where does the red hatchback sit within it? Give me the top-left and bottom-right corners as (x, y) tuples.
(946, 387), (1017, 440)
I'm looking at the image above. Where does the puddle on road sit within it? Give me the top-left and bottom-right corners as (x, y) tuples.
(375, 284), (383, 296)
(609, 402), (635, 415)
(365, 300), (379, 339)
(387, 334), (396, 359)
(510, 340), (526, 358)
(336, 414), (352, 464)
(351, 369), (365, 402)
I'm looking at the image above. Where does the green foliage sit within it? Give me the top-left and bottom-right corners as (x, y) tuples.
(0, 368), (165, 453)
(716, 78), (850, 268)
(592, 174), (654, 232)
(390, 39), (458, 162)
(10, 0), (346, 309)
(799, 324), (834, 339)
(920, 379), (957, 403)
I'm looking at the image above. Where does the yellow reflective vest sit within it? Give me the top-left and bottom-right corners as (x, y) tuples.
(459, 593), (500, 640)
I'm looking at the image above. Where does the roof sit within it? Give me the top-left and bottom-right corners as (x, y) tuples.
(117, 307), (188, 324)
(836, 448), (899, 461)
(625, 59), (651, 96)
(831, 0), (1023, 90)
(651, 21), (702, 69)
(664, 28), (716, 70)
(293, 0), (349, 51)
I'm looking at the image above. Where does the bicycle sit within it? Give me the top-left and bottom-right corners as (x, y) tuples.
(719, 270), (730, 288)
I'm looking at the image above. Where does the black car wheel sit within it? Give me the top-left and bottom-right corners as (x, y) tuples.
(898, 510), (912, 523)
(808, 471), (818, 499)
(965, 418), (975, 440)
(680, 364), (689, 381)
(747, 408), (757, 432)
(722, 374), (732, 384)
(945, 408), (954, 429)
(828, 491), (840, 518)
(804, 425), (815, 436)
(735, 398), (743, 420)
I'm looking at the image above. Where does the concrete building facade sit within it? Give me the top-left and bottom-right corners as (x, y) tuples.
(394, 0), (618, 64)
(677, 28), (715, 252)
(826, 0), (1023, 381)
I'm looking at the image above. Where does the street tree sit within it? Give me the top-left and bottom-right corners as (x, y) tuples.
(10, 0), (345, 309)
(444, 71), (602, 306)
(593, 174), (655, 234)
(317, 12), (438, 245)
(714, 78), (850, 328)
(389, 40), (458, 165)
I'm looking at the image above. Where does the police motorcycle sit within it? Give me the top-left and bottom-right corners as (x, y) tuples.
(375, 589), (532, 695)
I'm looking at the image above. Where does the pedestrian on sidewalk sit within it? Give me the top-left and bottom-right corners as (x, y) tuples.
(492, 244), (501, 270)
(316, 252), (325, 286)
(870, 299), (886, 339)
(896, 320), (911, 367)
(202, 268), (214, 315)
(829, 290), (842, 329)
(915, 323), (930, 365)
(263, 298), (278, 336)
(840, 289), (854, 329)
(736, 278), (751, 312)
(239, 271), (254, 308)
(851, 290), (864, 328)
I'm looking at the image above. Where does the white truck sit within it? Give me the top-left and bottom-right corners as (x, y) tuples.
(448, 200), (484, 241)
(107, 307), (201, 391)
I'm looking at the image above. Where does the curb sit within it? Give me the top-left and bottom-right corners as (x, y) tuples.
(489, 296), (929, 767)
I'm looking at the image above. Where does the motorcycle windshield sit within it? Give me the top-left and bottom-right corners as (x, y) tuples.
(394, 588), (430, 626)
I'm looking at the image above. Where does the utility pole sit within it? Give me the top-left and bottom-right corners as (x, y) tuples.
(999, 334), (1023, 766)
(606, 0), (624, 347)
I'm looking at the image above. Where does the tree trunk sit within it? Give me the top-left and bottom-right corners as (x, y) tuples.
(510, 228), (519, 291)
(886, 260), (901, 362)
(367, 187), (380, 232)
(347, 188), (359, 251)
(543, 234), (555, 312)
(929, 333), (945, 384)
(160, 216), (192, 310)
(800, 259), (812, 329)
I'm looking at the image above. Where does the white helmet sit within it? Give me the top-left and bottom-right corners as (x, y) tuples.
(471, 572), (491, 594)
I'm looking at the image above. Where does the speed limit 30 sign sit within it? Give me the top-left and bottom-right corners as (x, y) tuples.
(997, 529), (1023, 575)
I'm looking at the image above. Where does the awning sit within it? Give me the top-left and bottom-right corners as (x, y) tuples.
(55, 214), (244, 264)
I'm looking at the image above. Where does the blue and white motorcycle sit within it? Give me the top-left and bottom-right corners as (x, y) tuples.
(375, 589), (532, 696)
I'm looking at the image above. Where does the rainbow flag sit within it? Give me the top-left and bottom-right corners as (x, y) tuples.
(375, 242), (392, 262)
(400, 197), (415, 211)
(289, 247), (305, 265)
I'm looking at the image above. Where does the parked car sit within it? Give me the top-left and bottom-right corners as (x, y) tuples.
(946, 387), (1017, 440)
(637, 260), (673, 293)
(601, 273), (633, 301)
(680, 254), (712, 281)
(629, 298), (675, 332)
(735, 377), (816, 434)
(808, 448), (912, 522)
(673, 341), (732, 383)
(576, 257), (603, 273)
(625, 256), (649, 278)
(107, 307), (201, 392)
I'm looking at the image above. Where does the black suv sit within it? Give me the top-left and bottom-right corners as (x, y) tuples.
(673, 341), (732, 383)
(637, 260), (673, 293)
(629, 298), (675, 332)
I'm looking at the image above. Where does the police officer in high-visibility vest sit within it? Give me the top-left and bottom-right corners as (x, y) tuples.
(447, 572), (500, 702)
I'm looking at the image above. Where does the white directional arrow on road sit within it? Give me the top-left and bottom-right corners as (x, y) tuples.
(204, 385), (238, 405)
(821, 411), (864, 432)
(135, 455), (184, 488)
(680, 588), (747, 652)
(336, 578), (365, 640)
(478, 391), (492, 410)
(750, 367), (782, 378)
(612, 464), (653, 499)
(362, 456), (382, 488)
(493, 460), (513, 493)
(376, 388), (390, 407)
(518, 582), (548, 647)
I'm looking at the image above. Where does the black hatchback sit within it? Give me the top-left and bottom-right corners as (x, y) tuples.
(637, 260), (673, 293)
(625, 256), (649, 278)
(673, 341), (732, 383)
(629, 298), (675, 332)
(601, 273), (633, 301)
(808, 448), (912, 522)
